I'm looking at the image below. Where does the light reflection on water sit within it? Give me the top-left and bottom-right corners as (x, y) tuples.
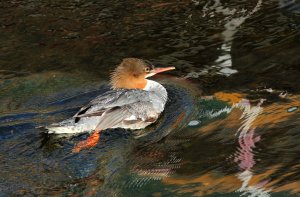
(0, 0), (300, 196)
(161, 93), (300, 196)
(234, 99), (270, 197)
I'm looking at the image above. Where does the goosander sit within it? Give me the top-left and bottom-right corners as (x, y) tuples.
(46, 58), (175, 152)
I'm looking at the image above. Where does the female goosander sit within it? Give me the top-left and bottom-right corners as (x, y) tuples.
(46, 58), (175, 152)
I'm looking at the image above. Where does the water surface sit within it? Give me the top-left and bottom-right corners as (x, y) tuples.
(1, 0), (300, 196)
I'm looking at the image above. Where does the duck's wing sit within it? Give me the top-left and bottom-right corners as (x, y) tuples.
(74, 89), (160, 123)
(93, 101), (158, 131)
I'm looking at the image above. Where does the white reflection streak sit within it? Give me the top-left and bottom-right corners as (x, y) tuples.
(234, 99), (271, 197)
(187, 0), (262, 78)
(215, 0), (262, 76)
(235, 99), (265, 136)
(185, 0), (263, 79)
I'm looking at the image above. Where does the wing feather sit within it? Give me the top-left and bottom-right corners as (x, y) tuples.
(94, 107), (129, 130)
(74, 89), (159, 122)
(94, 101), (159, 130)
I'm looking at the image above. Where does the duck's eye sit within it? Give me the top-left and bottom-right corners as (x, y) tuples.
(145, 67), (151, 73)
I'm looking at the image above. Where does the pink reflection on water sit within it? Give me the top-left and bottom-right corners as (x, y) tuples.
(235, 128), (260, 170)
(233, 99), (271, 196)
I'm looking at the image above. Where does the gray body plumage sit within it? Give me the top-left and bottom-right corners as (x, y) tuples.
(47, 80), (168, 134)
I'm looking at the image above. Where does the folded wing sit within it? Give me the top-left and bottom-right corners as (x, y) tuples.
(74, 89), (162, 130)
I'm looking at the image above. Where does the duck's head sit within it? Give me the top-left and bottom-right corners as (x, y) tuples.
(110, 58), (175, 89)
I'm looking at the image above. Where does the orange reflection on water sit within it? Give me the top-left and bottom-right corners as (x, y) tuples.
(253, 96), (300, 128)
(162, 92), (300, 195)
(164, 173), (240, 196)
(214, 92), (244, 105)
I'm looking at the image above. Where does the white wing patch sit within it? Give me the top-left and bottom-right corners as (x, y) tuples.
(125, 115), (138, 121)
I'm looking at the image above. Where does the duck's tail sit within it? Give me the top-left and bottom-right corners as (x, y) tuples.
(46, 125), (78, 134)
(44, 118), (87, 134)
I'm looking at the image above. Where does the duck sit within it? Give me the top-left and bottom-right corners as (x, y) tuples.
(46, 58), (175, 152)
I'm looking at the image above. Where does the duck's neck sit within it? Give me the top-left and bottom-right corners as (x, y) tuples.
(143, 79), (168, 103)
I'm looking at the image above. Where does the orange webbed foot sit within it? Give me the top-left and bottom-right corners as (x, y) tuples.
(72, 131), (100, 153)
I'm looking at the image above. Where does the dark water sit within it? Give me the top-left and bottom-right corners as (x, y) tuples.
(1, 0), (300, 196)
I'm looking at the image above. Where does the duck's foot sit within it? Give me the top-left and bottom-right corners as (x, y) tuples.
(72, 131), (100, 153)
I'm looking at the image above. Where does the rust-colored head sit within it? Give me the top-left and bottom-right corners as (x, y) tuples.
(110, 58), (175, 89)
